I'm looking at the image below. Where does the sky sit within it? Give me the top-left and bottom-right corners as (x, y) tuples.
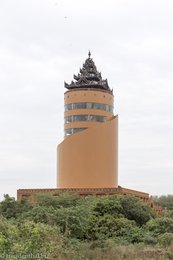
(0, 0), (173, 200)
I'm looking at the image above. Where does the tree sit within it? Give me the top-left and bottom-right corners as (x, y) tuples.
(146, 217), (173, 235)
(119, 195), (155, 226)
(36, 192), (81, 208)
(87, 214), (136, 240)
(93, 196), (122, 217)
(0, 195), (18, 219)
(154, 195), (173, 210)
(0, 216), (18, 254)
(20, 206), (56, 225)
(13, 221), (65, 257)
(55, 204), (91, 239)
(165, 210), (173, 219)
(0, 195), (32, 219)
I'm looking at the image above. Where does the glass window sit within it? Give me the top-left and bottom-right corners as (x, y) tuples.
(109, 105), (113, 112)
(86, 103), (92, 109)
(64, 128), (73, 136)
(64, 128), (87, 136)
(105, 104), (109, 112)
(64, 104), (68, 111)
(96, 115), (105, 122)
(65, 102), (113, 113)
(75, 103), (87, 109)
(65, 114), (106, 124)
(93, 103), (100, 109)
(88, 115), (105, 122)
(65, 103), (73, 111)
(73, 115), (88, 121)
(64, 115), (74, 124)
(73, 128), (87, 133)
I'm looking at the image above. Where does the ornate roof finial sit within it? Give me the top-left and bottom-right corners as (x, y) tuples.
(64, 53), (111, 92)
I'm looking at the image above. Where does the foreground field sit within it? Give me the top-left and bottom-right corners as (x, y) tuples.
(0, 193), (173, 259)
(62, 244), (173, 260)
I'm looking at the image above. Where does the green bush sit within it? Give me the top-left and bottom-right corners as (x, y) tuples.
(87, 214), (136, 240)
(93, 195), (123, 217)
(119, 195), (155, 226)
(20, 206), (56, 225)
(0, 195), (32, 219)
(146, 217), (173, 235)
(143, 235), (158, 245)
(158, 233), (173, 246)
(36, 192), (80, 208)
(154, 195), (173, 210)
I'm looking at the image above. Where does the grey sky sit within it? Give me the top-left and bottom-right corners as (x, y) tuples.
(0, 0), (173, 200)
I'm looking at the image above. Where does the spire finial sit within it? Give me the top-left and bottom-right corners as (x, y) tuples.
(88, 50), (91, 58)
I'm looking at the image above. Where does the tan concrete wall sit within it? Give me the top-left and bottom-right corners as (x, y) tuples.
(57, 115), (118, 188)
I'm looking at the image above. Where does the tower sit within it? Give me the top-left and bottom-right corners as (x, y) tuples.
(18, 53), (156, 213)
(57, 52), (118, 188)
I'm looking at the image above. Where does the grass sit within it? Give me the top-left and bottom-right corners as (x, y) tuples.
(59, 243), (173, 260)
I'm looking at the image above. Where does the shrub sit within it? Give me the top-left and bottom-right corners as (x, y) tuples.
(158, 233), (173, 246)
(146, 218), (173, 235)
(119, 195), (155, 226)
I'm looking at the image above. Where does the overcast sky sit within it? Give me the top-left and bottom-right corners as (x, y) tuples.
(0, 0), (173, 200)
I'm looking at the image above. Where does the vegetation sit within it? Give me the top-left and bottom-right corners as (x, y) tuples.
(154, 195), (173, 210)
(0, 193), (173, 259)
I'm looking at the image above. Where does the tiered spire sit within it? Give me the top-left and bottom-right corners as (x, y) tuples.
(65, 52), (111, 92)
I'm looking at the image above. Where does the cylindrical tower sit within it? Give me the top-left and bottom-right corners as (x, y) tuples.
(57, 52), (118, 188)
(64, 88), (114, 137)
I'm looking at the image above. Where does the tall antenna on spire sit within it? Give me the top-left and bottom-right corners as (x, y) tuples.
(88, 50), (91, 58)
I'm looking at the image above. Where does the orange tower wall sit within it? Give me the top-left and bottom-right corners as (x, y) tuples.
(57, 89), (118, 188)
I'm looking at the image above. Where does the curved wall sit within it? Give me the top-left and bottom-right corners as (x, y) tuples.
(57, 115), (118, 188)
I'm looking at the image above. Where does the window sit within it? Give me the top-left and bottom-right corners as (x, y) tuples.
(75, 103), (87, 109)
(65, 104), (72, 111)
(64, 115), (73, 124)
(73, 115), (88, 121)
(64, 114), (106, 124)
(64, 128), (87, 136)
(88, 115), (105, 122)
(86, 103), (92, 109)
(64, 128), (73, 136)
(65, 102), (113, 113)
(105, 104), (109, 112)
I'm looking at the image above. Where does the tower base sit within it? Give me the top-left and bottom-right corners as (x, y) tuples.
(17, 186), (163, 214)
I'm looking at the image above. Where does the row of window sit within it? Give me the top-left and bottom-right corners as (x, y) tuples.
(64, 114), (106, 124)
(65, 102), (113, 113)
(65, 128), (87, 136)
